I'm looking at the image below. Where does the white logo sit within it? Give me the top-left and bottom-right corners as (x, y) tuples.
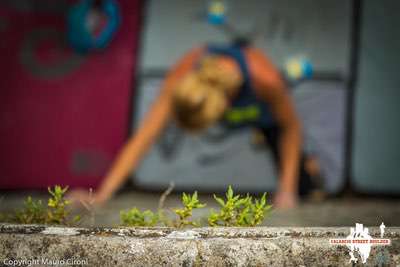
(329, 222), (391, 264)
(380, 222), (386, 238)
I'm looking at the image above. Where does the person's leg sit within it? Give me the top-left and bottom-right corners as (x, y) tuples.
(259, 126), (319, 197)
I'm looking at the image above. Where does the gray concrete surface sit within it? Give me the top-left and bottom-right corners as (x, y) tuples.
(0, 224), (399, 266)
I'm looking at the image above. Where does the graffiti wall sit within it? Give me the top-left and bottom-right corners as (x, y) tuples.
(0, 0), (140, 189)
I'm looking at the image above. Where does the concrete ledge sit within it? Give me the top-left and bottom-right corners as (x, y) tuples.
(1, 224), (399, 266)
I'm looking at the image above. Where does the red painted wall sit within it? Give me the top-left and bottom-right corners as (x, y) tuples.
(0, 1), (140, 189)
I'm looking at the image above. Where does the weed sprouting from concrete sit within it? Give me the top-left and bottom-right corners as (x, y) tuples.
(47, 186), (80, 225)
(120, 185), (271, 228)
(173, 191), (206, 227)
(0, 185), (271, 228)
(120, 183), (177, 227)
(0, 185), (80, 225)
(120, 208), (159, 227)
(208, 186), (271, 227)
(157, 182), (175, 227)
(15, 196), (46, 224)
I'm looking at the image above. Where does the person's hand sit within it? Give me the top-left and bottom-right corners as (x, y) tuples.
(66, 188), (109, 208)
(273, 190), (298, 210)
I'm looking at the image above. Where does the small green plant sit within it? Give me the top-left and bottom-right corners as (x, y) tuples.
(249, 193), (271, 226)
(208, 186), (271, 227)
(173, 191), (206, 227)
(15, 196), (46, 224)
(1, 185), (80, 226)
(120, 208), (159, 227)
(46, 186), (80, 225)
(0, 184), (272, 228)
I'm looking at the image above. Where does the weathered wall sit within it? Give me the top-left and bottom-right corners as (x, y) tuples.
(1, 224), (399, 266)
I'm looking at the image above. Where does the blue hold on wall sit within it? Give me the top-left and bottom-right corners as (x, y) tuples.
(67, 0), (121, 53)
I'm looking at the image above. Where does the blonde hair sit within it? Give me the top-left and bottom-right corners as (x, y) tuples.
(172, 56), (242, 132)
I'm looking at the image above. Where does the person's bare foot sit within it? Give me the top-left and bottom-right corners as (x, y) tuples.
(273, 191), (298, 210)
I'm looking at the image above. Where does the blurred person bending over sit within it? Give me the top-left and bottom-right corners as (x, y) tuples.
(69, 44), (322, 209)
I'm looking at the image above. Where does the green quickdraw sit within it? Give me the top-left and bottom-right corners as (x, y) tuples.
(224, 105), (261, 124)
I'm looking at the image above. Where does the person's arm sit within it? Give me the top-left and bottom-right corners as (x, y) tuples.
(94, 86), (172, 203)
(247, 48), (302, 208)
(95, 47), (204, 203)
(69, 47), (204, 205)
